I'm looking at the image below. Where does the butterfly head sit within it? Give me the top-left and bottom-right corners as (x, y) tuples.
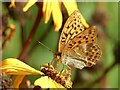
(54, 52), (62, 61)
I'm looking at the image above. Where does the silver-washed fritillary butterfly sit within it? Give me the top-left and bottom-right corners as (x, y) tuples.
(55, 10), (102, 69)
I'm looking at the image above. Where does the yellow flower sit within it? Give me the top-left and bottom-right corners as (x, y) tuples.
(0, 58), (72, 88)
(0, 58), (43, 75)
(34, 76), (65, 88)
(39, 64), (72, 88)
(22, 0), (89, 31)
(0, 58), (44, 88)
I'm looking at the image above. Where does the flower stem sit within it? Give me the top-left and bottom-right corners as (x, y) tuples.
(86, 61), (117, 88)
(18, 8), (42, 61)
(15, 4), (43, 88)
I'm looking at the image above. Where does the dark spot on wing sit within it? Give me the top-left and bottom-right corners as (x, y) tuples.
(72, 24), (74, 28)
(69, 44), (72, 46)
(95, 49), (98, 51)
(86, 41), (88, 43)
(80, 29), (82, 31)
(75, 31), (78, 34)
(67, 25), (70, 29)
(86, 38), (88, 40)
(78, 25), (80, 27)
(64, 32), (68, 37)
(79, 36), (82, 38)
(74, 27), (76, 30)
(70, 32), (73, 35)
(78, 41), (81, 44)
(91, 36), (93, 38)
(83, 36), (86, 39)
(92, 46), (95, 48)
(62, 37), (65, 39)
(73, 41), (76, 44)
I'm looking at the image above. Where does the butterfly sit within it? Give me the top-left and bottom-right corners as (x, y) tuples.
(55, 10), (102, 70)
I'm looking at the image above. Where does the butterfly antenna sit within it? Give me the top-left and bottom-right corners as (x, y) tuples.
(37, 40), (55, 54)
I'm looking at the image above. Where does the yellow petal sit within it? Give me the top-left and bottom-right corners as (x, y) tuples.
(9, 0), (16, 8)
(62, 0), (78, 16)
(34, 76), (66, 88)
(23, 0), (37, 12)
(42, 0), (52, 24)
(13, 75), (25, 88)
(52, 2), (62, 32)
(0, 58), (44, 75)
(63, 0), (89, 28)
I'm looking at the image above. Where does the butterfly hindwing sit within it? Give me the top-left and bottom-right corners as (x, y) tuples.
(84, 43), (102, 67)
(64, 26), (97, 50)
(61, 43), (101, 69)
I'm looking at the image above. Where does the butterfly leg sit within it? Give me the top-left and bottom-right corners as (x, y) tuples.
(49, 58), (57, 69)
(64, 68), (71, 80)
(59, 64), (65, 75)
(54, 62), (59, 70)
(49, 59), (54, 67)
(47, 62), (51, 70)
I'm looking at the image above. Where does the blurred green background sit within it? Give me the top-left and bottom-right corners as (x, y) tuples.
(2, 2), (119, 88)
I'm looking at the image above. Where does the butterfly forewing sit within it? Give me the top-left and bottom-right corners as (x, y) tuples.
(58, 10), (85, 52)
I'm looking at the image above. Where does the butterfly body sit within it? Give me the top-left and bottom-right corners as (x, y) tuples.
(56, 10), (102, 70)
